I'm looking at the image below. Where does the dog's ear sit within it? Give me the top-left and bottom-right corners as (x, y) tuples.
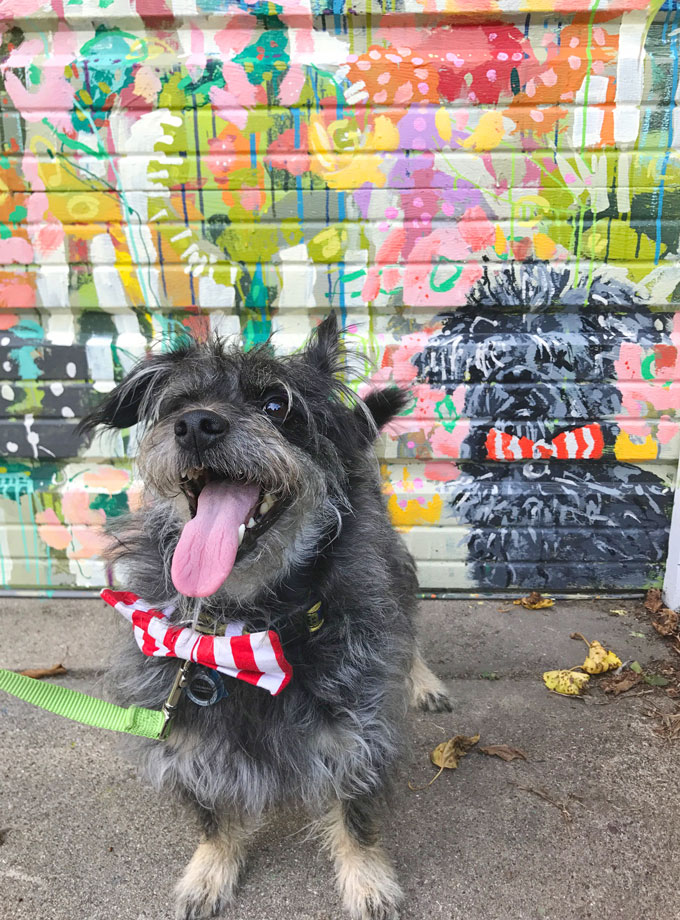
(77, 348), (188, 436)
(303, 314), (342, 377)
(357, 387), (410, 436)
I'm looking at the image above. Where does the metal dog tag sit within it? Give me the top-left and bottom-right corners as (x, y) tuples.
(185, 670), (228, 707)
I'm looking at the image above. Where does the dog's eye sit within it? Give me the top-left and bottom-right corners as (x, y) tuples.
(262, 396), (288, 421)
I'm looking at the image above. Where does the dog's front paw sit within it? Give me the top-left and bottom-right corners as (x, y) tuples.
(339, 851), (403, 920)
(343, 872), (403, 920)
(417, 689), (453, 713)
(408, 653), (452, 714)
(174, 840), (241, 920)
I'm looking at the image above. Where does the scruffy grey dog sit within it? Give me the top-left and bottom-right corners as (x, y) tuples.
(80, 315), (451, 920)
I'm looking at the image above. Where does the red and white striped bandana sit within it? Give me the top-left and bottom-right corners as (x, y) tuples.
(101, 589), (292, 696)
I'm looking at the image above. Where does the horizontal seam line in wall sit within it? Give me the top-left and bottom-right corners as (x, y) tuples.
(1, 101), (670, 110)
(2, 152), (677, 161)
(5, 259), (680, 267)
(2, 416), (676, 423)
(16, 218), (676, 225)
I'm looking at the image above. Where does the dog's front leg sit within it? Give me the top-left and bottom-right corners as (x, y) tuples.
(322, 797), (403, 920)
(175, 806), (256, 920)
(408, 645), (453, 713)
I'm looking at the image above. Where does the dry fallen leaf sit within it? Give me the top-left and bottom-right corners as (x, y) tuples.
(513, 591), (555, 610)
(653, 608), (679, 637)
(543, 669), (590, 695)
(431, 733), (481, 770)
(602, 671), (642, 695)
(479, 744), (527, 762)
(644, 588), (664, 615)
(18, 663), (67, 680)
(409, 734), (480, 791)
(608, 608), (627, 617)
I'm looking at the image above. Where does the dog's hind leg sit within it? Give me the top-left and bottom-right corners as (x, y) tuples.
(408, 645), (453, 713)
(175, 807), (256, 920)
(322, 797), (403, 920)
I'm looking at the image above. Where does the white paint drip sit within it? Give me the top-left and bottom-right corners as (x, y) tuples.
(23, 414), (39, 460)
(573, 75), (608, 148)
(86, 335), (115, 383)
(90, 235), (128, 311)
(614, 10), (648, 147)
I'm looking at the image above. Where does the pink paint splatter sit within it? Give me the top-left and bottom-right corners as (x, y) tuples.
(0, 238), (34, 264)
(4, 72), (74, 133)
(425, 461), (460, 481)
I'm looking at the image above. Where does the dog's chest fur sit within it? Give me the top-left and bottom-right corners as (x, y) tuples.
(107, 493), (417, 816)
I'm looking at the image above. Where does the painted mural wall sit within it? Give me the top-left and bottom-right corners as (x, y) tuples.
(0, 0), (678, 592)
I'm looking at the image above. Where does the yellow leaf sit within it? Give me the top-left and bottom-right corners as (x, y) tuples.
(513, 591), (555, 609)
(543, 669), (590, 695)
(582, 640), (622, 675)
(572, 633), (622, 674)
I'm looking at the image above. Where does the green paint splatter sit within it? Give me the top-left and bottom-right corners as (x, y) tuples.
(90, 492), (129, 517)
(641, 354), (656, 380)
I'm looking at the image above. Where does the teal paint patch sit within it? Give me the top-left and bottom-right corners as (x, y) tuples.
(9, 321), (45, 381)
(8, 206), (27, 224)
(89, 492), (129, 517)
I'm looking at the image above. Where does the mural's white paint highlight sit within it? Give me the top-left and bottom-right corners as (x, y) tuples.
(615, 10), (648, 146)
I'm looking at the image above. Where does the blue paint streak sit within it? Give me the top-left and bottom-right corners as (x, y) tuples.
(180, 185), (197, 308)
(655, 5), (680, 264)
(250, 133), (257, 169)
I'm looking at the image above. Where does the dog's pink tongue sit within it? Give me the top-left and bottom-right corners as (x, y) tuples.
(171, 480), (260, 597)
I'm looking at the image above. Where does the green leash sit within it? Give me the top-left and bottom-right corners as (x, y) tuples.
(0, 663), (189, 740)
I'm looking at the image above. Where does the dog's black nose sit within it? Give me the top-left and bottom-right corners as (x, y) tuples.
(174, 410), (228, 451)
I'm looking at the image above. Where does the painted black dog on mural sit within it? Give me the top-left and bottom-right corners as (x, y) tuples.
(80, 316), (451, 920)
(412, 261), (673, 590)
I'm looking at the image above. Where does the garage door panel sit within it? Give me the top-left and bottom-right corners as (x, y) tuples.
(1, 2), (678, 592)
(417, 560), (667, 592)
(3, 263), (679, 313)
(3, 154), (668, 197)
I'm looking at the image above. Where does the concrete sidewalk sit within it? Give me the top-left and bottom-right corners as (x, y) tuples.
(1, 596), (679, 920)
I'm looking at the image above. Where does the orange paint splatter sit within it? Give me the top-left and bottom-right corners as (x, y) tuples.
(35, 508), (72, 551)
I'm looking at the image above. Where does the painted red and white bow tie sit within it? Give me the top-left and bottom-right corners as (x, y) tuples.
(101, 589), (292, 696)
(485, 423), (604, 462)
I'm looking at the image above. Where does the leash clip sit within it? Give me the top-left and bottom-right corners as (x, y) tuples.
(160, 660), (192, 740)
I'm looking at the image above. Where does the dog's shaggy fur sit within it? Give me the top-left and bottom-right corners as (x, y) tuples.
(81, 316), (450, 920)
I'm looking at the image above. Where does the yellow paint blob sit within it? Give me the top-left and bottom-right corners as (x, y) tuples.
(462, 112), (506, 151)
(388, 492), (443, 531)
(614, 430), (658, 461)
(533, 232), (557, 259)
(494, 225), (508, 256)
(435, 107), (452, 142)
